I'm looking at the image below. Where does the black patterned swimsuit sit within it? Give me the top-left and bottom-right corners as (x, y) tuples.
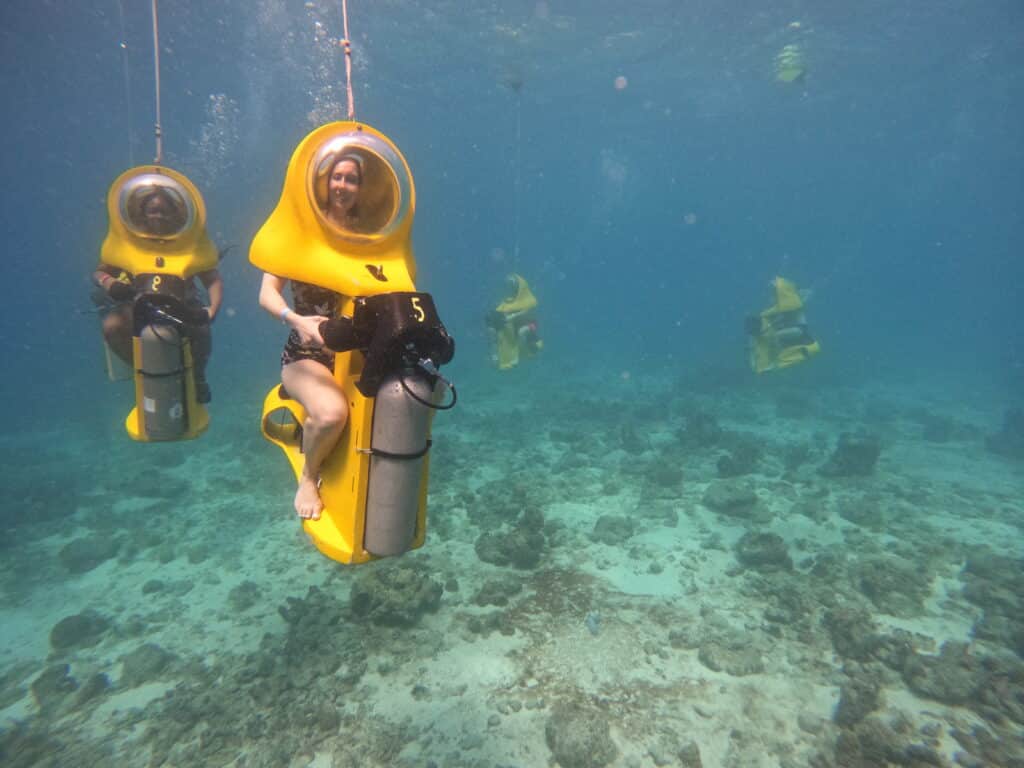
(281, 280), (343, 370)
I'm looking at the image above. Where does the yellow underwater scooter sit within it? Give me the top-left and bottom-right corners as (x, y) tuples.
(100, 166), (218, 441)
(746, 276), (821, 374)
(775, 43), (806, 84)
(250, 121), (456, 565)
(489, 273), (543, 370)
(95, 0), (217, 441)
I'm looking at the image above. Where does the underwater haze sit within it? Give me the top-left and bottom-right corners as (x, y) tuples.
(1, 0), (1023, 766)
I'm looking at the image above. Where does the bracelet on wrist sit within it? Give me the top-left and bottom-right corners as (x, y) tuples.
(279, 307), (292, 324)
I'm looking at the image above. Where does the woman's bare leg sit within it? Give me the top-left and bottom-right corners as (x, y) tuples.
(281, 359), (348, 520)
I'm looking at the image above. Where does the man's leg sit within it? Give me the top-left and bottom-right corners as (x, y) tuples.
(101, 305), (133, 363)
(188, 320), (212, 403)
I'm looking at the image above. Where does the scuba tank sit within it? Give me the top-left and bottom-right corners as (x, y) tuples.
(130, 273), (203, 441)
(320, 291), (456, 558)
(363, 372), (440, 556)
(137, 322), (188, 440)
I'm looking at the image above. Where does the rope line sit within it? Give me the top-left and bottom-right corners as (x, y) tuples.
(151, 0), (163, 163)
(340, 0), (356, 120)
(514, 91), (522, 262)
(116, 0), (134, 165)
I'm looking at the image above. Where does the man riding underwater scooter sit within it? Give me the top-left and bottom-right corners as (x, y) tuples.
(93, 186), (223, 405)
(93, 167), (225, 443)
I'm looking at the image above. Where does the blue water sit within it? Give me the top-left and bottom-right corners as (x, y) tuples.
(2, 0), (1021, 407)
(1, 1), (1022, 766)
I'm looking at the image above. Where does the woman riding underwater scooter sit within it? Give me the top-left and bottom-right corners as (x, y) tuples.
(252, 125), (454, 564)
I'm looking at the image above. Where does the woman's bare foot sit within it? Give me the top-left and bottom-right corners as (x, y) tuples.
(294, 475), (323, 520)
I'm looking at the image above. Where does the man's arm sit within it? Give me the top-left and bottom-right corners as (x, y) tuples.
(198, 269), (223, 321)
(93, 264), (117, 290)
(93, 264), (135, 302)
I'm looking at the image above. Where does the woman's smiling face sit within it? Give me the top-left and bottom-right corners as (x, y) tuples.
(327, 158), (361, 217)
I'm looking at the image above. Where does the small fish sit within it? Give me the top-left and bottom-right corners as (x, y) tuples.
(584, 611), (601, 637)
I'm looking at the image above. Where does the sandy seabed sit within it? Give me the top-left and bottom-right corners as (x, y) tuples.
(1, 366), (1022, 768)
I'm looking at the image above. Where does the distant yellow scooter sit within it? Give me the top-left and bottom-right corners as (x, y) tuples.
(746, 277), (820, 373)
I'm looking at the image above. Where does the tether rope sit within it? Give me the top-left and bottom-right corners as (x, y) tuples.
(116, 0), (134, 165)
(151, 0), (164, 163)
(514, 91), (522, 261)
(340, 0), (356, 120)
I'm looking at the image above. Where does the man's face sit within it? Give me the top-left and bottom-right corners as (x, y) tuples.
(142, 194), (179, 236)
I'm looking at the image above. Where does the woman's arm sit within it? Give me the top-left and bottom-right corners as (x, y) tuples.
(258, 272), (289, 318)
(259, 272), (326, 347)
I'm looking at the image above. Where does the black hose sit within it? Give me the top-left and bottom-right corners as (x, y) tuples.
(369, 440), (433, 460)
(148, 321), (182, 347)
(400, 371), (457, 411)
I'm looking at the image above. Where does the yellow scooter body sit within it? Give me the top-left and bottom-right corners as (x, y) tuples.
(494, 274), (540, 370)
(101, 165), (218, 277)
(101, 165), (216, 441)
(251, 121), (428, 564)
(750, 277), (821, 374)
(775, 44), (806, 84)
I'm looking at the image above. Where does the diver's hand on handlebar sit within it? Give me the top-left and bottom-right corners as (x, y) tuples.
(319, 316), (368, 352)
(290, 314), (328, 347)
(108, 281), (136, 302)
(184, 305), (213, 326)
